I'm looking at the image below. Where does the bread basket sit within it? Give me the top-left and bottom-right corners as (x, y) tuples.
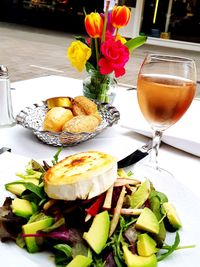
(16, 101), (120, 146)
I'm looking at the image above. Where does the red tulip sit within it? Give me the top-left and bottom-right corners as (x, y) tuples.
(85, 12), (104, 38)
(111, 5), (131, 29)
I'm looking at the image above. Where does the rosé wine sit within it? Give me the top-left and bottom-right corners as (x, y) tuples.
(137, 74), (196, 130)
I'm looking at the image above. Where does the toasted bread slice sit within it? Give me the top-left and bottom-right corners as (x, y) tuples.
(44, 151), (117, 200)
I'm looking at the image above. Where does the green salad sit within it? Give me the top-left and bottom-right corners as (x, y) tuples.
(0, 150), (191, 267)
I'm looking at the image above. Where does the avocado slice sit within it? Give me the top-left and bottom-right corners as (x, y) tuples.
(83, 210), (110, 254)
(135, 207), (159, 234)
(5, 179), (39, 196)
(66, 255), (92, 267)
(22, 215), (54, 253)
(150, 195), (166, 247)
(123, 245), (157, 267)
(137, 233), (158, 257)
(162, 202), (182, 231)
(128, 179), (151, 208)
(6, 183), (26, 196)
(11, 198), (35, 219)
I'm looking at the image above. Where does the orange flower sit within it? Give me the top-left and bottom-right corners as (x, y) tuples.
(111, 5), (131, 29)
(85, 12), (104, 38)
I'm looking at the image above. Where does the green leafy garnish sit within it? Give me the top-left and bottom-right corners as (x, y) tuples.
(54, 243), (72, 267)
(158, 232), (180, 261)
(52, 147), (63, 165)
(54, 244), (72, 258)
(14, 181), (46, 199)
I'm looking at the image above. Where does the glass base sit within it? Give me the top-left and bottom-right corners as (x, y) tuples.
(131, 162), (174, 192)
(0, 120), (16, 128)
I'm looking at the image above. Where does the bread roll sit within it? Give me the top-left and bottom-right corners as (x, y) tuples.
(43, 107), (73, 132)
(72, 102), (86, 116)
(62, 115), (99, 133)
(74, 96), (97, 115)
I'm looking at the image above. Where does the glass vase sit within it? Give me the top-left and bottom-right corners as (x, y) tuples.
(83, 69), (117, 103)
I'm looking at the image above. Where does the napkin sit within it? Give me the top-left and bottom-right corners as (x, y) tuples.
(115, 90), (200, 157)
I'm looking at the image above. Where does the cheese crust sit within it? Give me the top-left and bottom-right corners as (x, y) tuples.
(44, 151), (117, 200)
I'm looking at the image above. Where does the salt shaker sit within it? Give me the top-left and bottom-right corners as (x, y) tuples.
(0, 65), (16, 127)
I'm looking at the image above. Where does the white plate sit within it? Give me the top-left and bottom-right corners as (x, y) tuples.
(0, 152), (199, 267)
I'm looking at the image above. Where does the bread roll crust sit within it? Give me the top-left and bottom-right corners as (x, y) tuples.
(43, 107), (73, 132)
(74, 96), (97, 115)
(62, 115), (99, 133)
(72, 102), (86, 116)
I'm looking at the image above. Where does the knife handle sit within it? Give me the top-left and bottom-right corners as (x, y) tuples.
(0, 147), (11, 155)
(117, 150), (148, 169)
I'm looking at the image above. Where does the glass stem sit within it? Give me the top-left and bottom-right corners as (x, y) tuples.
(149, 130), (163, 170)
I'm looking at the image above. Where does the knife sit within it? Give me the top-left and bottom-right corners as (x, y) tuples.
(0, 147), (11, 154)
(117, 141), (152, 168)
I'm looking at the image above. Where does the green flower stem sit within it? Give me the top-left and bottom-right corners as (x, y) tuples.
(115, 28), (119, 39)
(99, 82), (109, 102)
(94, 38), (99, 69)
(83, 70), (116, 103)
(101, 0), (110, 43)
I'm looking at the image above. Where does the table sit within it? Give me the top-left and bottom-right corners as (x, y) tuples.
(0, 75), (200, 266)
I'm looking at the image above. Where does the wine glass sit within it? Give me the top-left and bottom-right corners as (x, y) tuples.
(133, 54), (197, 181)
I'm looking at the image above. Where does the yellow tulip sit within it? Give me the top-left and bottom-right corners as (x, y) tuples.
(67, 41), (91, 72)
(115, 34), (127, 44)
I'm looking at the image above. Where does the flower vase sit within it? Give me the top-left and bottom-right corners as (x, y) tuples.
(83, 70), (117, 103)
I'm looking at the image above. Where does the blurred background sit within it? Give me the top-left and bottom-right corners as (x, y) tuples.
(0, 0), (199, 96)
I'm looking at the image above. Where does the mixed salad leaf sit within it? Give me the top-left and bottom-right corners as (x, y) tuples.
(0, 152), (193, 267)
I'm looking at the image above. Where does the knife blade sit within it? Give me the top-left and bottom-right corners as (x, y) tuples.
(117, 141), (152, 168)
